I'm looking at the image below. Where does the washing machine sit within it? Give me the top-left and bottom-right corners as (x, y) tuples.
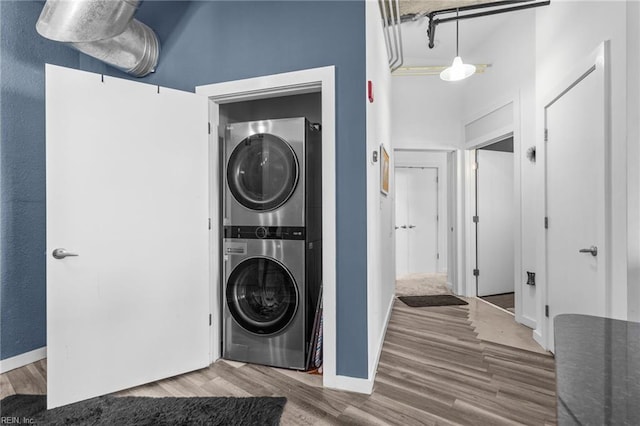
(223, 118), (321, 228)
(222, 227), (321, 370)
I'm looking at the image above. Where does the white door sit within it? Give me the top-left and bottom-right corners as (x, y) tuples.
(46, 64), (210, 408)
(395, 167), (438, 278)
(545, 48), (606, 352)
(476, 150), (514, 296)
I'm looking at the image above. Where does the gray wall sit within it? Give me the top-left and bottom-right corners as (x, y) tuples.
(1, 1), (369, 379)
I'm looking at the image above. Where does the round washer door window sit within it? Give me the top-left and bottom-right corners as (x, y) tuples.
(227, 133), (299, 211)
(226, 257), (298, 335)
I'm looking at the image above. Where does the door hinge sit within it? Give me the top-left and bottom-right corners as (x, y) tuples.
(436, 176), (439, 183)
(437, 253), (440, 260)
(209, 314), (212, 326)
(208, 218), (211, 230)
(473, 268), (480, 277)
(473, 215), (479, 223)
(545, 305), (549, 318)
(436, 215), (439, 222)
(544, 128), (548, 142)
(208, 122), (211, 135)
(544, 217), (549, 229)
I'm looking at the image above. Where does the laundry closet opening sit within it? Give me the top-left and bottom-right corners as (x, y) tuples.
(217, 92), (324, 372)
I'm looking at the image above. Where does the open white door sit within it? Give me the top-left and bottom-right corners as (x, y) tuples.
(45, 64), (210, 408)
(476, 149), (514, 297)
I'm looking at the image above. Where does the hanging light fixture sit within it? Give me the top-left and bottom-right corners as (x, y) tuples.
(440, 9), (476, 82)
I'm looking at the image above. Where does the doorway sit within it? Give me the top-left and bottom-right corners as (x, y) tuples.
(475, 137), (515, 312)
(394, 150), (449, 297)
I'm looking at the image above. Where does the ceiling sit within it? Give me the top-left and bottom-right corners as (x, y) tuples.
(394, 0), (534, 68)
(398, 0), (503, 20)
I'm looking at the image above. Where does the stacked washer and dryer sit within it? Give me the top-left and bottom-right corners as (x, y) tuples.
(222, 117), (322, 370)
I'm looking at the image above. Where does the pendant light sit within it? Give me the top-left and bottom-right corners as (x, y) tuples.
(440, 9), (476, 82)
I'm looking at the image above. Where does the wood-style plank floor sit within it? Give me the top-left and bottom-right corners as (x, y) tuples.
(1, 300), (556, 425)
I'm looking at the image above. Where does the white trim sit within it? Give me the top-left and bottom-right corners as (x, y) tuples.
(0, 347), (46, 373)
(367, 294), (394, 389)
(195, 66), (339, 387)
(518, 315), (537, 330)
(538, 41), (611, 351)
(532, 328), (545, 350)
(462, 97), (519, 308)
(323, 374), (374, 395)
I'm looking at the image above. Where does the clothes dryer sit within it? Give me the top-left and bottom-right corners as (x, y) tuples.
(223, 118), (321, 228)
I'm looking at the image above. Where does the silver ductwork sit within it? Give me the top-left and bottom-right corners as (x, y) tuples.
(36, 0), (159, 77)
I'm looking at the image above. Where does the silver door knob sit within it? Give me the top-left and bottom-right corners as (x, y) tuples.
(408, 225), (416, 229)
(400, 225), (407, 229)
(578, 246), (598, 257)
(52, 248), (79, 259)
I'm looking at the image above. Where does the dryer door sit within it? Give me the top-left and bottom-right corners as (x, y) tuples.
(226, 257), (299, 335)
(227, 133), (299, 211)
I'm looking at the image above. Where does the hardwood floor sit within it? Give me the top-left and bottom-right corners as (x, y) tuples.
(1, 300), (556, 425)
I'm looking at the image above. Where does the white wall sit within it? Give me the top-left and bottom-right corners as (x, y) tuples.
(394, 150), (448, 274)
(392, 76), (463, 150)
(459, 10), (537, 327)
(365, 0), (395, 381)
(535, 1), (630, 333)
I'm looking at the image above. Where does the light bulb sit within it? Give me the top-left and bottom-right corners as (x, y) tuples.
(440, 56), (476, 82)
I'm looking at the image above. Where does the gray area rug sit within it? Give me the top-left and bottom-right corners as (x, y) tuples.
(399, 294), (468, 308)
(0, 394), (286, 426)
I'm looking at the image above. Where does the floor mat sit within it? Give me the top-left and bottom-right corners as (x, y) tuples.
(480, 292), (515, 311)
(398, 294), (468, 307)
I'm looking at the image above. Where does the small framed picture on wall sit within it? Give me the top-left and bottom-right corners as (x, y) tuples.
(380, 144), (390, 196)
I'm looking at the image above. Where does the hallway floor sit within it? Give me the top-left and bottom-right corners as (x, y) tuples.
(1, 300), (555, 425)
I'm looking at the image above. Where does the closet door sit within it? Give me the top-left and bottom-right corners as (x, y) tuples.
(46, 64), (210, 408)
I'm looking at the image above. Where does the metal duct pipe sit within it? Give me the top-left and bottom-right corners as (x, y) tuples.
(36, 0), (159, 77)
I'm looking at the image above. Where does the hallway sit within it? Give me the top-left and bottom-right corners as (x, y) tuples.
(1, 300), (555, 425)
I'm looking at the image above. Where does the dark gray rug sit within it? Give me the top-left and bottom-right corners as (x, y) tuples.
(0, 394), (286, 425)
(399, 294), (468, 307)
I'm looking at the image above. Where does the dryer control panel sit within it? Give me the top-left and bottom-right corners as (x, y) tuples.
(224, 226), (305, 240)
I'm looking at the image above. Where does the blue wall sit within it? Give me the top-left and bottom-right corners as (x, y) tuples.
(0, 1), (79, 360)
(1, 1), (369, 379)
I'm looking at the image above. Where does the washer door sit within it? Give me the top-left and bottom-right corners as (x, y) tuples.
(227, 133), (299, 211)
(226, 257), (299, 335)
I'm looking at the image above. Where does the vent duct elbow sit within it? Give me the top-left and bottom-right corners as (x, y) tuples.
(36, 0), (159, 77)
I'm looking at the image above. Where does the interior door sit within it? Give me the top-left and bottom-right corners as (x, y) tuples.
(545, 54), (606, 352)
(46, 64), (210, 408)
(476, 150), (514, 296)
(395, 167), (438, 278)
(395, 168), (409, 277)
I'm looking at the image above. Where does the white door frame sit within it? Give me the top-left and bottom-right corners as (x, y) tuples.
(195, 67), (338, 386)
(462, 95), (522, 325)
(536, 41), (611, 350)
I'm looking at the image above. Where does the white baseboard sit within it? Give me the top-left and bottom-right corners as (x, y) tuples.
(0, 347), (47, 374)
(323, 373), (374, 394)
(516, 314), (537, 330)
(533, 328), (546, 350)
(324, 294), (394, 396)
(368, 295), (394, 382)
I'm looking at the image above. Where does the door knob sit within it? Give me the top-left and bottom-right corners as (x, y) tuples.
(52, 248), (79, 259)
(401, 225), (407, 229)
(408, 225), (416, 229)
(578, 246), (598, 257)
